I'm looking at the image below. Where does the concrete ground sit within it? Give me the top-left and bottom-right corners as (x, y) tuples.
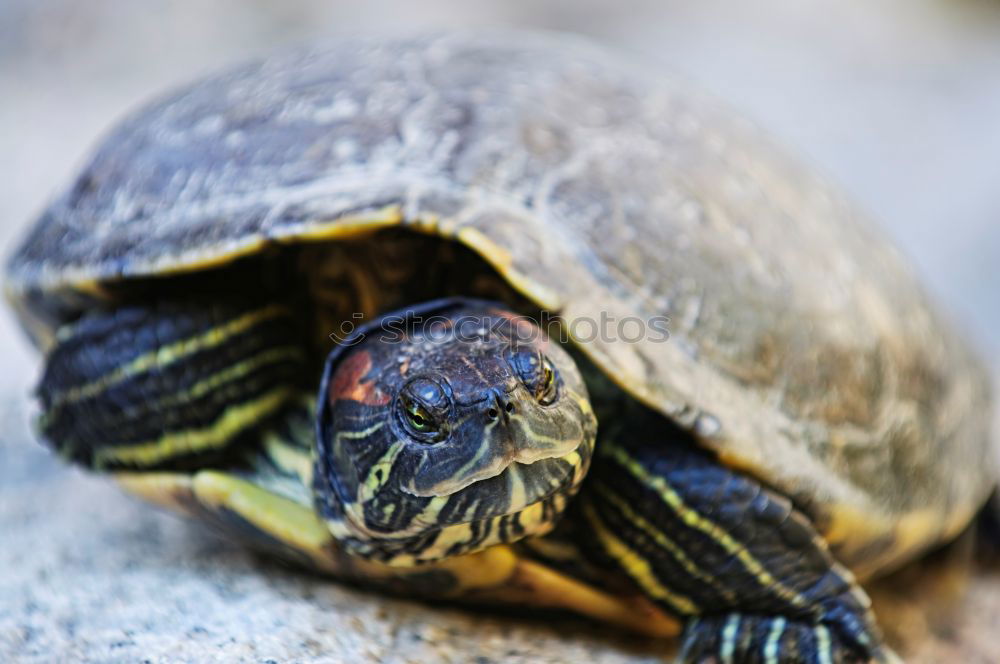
(2, 2), (998, 662)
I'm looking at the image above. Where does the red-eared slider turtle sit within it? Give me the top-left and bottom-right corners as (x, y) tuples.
(5, 31), (994, 664)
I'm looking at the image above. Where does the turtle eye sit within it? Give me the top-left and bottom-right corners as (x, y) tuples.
(405, 400), (435, 432)
(509, 348), (558, 405)
(536, 357), (558, 406)
(397, 378), (448, 441)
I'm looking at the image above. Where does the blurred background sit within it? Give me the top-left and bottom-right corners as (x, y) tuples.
(1, 1), (998, 662)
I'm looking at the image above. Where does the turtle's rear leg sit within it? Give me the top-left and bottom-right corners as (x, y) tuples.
(579, 435), (897, 663)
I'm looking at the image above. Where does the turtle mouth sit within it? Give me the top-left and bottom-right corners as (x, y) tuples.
(411, 437), (590, 531)
(377, 451), (587, 566)
(334, 437), (591, 565)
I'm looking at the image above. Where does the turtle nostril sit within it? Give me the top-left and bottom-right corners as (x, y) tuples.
(487, 407), (499, 420)
(504, 401), (515, 414)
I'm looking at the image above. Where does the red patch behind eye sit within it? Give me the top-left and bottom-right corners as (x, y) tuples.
(328, 350), (391, 406)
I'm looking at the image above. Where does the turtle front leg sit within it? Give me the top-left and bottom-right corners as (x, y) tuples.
(579, 437), (897, 663)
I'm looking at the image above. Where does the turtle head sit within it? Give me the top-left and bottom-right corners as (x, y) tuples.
(315, 302), (596, 566)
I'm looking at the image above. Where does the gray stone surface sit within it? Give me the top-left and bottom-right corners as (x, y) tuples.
(2, 1), (998, 662)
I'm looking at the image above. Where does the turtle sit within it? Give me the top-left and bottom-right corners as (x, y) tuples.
(5, 30), (995, 664)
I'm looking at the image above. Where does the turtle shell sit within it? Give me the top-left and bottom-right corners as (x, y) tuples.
(5, 31), (993, 578)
